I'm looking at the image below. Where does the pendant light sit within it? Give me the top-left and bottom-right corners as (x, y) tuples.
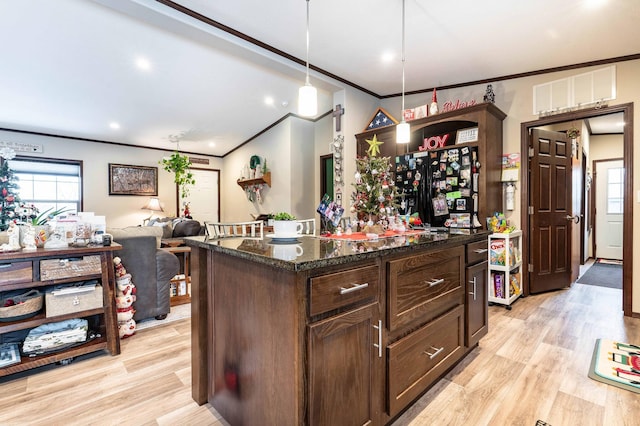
(298, 0), (317, 117)
(396, 0), (410, 144)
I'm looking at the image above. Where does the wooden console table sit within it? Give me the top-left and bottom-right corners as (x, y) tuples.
(0, 244), (121, 376)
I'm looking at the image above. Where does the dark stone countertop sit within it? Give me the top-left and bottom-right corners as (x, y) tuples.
(184, 229), (489, 272)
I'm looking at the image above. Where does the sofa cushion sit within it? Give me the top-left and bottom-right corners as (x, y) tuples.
(108, 226), (163, 248)
(151, 221), (173, 239)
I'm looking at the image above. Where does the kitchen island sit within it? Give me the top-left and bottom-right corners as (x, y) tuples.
(186, 229), (489, 425)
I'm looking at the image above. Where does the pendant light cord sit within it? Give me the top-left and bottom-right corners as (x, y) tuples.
(305, 0), (311, 85)
(401, 0), (406, 113)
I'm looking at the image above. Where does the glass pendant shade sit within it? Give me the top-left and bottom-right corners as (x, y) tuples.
(298, 83), (317, 117)
(396, 120), (410, 144)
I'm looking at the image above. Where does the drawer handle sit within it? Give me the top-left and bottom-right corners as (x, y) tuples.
(424, 278), (444, 287)
(468, 277), (477, 301)
(473, 248), (488, 254)
(424, 346), (444, 359)
(339, 282), (369, 295)
(372, 320), (382, 358)
(0, 264), (12, 269)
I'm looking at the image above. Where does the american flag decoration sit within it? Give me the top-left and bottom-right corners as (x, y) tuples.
(363, 107), (398, 132)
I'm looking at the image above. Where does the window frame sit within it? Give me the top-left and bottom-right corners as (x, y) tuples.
(10, 155), (84, 213)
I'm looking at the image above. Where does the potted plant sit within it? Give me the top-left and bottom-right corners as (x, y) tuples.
(160, 151), (196, 198)
(272, 212), (302, 237)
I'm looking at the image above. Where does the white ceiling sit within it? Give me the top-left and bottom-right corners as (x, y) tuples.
(0, 0), (636, 157)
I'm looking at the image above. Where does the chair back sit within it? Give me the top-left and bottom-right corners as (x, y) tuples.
(204, 221), (264, 239)
(297, 219), (316, 235)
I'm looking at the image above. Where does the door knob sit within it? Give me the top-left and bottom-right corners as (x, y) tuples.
(565, 215), (580, 224)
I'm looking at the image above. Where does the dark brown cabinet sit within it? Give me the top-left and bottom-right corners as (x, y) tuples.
(355, 103), (506, 228)
(308, 302), (381, 426)
(465, 240), (489, 348)
(190, 233), (490, 425)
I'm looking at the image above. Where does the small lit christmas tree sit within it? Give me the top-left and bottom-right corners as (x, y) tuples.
(350, 135), (399, 225)
(0, 157), (20, 231)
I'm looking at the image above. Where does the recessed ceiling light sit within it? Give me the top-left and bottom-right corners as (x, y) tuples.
(584, 0), (607, 10)
(381, 52), (394, 63)
(135, 57), (151, 71)
(264, 96), (274, 106)
(209, 141), (216, 147)
(109, 122), (120, 130)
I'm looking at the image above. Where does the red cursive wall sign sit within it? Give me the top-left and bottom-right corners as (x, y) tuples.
(441, 99), (477, 112)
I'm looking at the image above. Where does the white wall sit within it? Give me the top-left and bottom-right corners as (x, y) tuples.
(0, 129), (221, 228)
(220, 115), (318, 222)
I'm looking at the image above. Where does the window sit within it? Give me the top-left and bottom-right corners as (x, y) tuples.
(8, 157), (82, 215)
(607, 167), (624, 214)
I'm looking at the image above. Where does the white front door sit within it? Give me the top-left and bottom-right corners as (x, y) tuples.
(180, 168), (220, 223)
(595, 160), (623, 260)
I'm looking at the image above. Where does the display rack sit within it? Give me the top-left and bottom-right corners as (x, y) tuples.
(0, 245), (120, 377)
(487, 230), (522, 310)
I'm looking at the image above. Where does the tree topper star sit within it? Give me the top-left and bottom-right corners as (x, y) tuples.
(366, 134), (384, 157)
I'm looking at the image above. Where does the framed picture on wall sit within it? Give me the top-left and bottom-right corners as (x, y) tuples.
(108, 163), (158, 196)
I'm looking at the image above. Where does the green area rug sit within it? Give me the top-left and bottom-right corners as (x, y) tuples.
(588, 338), (640, 393)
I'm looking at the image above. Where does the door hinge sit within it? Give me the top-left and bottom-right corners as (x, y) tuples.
(529, 206), (534, 215)
(529, 147), (534, 157)
(528, 264), (534, 273)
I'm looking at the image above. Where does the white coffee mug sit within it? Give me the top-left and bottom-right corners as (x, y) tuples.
(273, 220), (303, 237)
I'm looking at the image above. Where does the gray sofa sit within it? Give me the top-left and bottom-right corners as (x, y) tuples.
(108, 226), (179, 321)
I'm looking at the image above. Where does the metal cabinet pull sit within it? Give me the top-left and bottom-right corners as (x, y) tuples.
(473, 248), (488, 254)
(468, 277), (477, 301)
(372, 320), (382, 358)
(424, 278), (444, 287)
(339, 282), (369, 295)
(424, 346), (444, 359)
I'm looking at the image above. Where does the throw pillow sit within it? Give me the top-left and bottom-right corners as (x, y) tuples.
(152, 221), (173, 239)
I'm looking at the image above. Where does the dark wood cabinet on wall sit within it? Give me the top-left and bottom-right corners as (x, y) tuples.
(355, 103), (506, 227)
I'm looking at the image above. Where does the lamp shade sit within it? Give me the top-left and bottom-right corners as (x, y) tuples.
(298, 83), (317, 117)
(396, 121), (411, 144)
(142, 197), (164, 212)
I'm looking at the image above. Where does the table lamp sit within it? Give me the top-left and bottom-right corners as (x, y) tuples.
(142, 197), (164, 225)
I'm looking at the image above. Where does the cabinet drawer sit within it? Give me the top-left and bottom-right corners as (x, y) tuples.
(387, 305), (464, 416)
(0, 261), (33, 287)
(40, 255), (102, 281)
(310, 265), (379, 317)
(466, 239), (488, 266)
(387, 246), (464, 332)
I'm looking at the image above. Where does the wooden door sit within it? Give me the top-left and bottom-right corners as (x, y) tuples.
(308, 302), (381, 425)
(529, 129), (573, 293)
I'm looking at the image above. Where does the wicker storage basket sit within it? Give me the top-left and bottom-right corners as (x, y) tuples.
(40, 256), (102, 281)
(0, 289), (43, 322)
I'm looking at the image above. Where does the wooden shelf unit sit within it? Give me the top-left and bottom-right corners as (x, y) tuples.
(237, 171), (271, 189)
(0, 245), (121, 377)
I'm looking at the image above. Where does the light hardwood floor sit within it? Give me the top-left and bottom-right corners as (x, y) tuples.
(1, 281), (638, 426)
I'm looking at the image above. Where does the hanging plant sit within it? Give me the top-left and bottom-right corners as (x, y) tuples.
(567, 126), (580, 139)
(160, 151), (196, 198)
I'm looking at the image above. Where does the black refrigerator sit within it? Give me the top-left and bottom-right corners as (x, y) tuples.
(394, 145), (481, 230)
